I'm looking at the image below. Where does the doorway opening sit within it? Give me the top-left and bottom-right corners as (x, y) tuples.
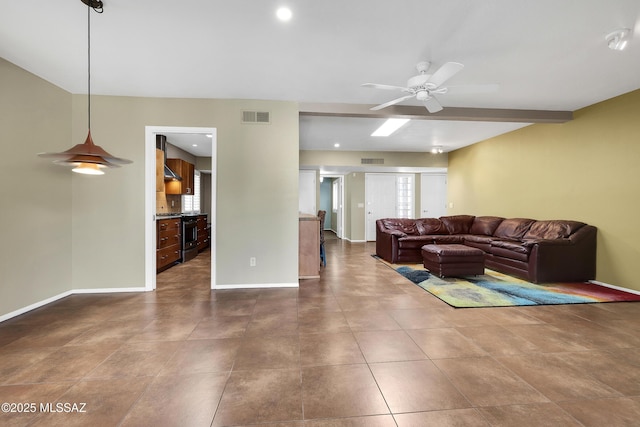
(144, 126), (217, 291)
(319, 174), (344, 239)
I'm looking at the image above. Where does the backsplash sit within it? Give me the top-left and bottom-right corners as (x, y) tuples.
(156, 192), (182, 214)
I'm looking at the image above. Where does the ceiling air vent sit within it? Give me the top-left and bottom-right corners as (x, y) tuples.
(361, 158), (384, 165)
(242, 110), (271, 124)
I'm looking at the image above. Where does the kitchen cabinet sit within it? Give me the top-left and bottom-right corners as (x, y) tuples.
(156, 149), (165, 192)
(157, 218), (182, 272)
(196, 214), (209, 251)
(165, 159), (195, 195)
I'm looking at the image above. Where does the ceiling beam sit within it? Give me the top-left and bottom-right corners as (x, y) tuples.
(299, 103), (573, 123)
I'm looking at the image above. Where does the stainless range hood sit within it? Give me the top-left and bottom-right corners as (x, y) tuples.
(156, 134), (182, 181)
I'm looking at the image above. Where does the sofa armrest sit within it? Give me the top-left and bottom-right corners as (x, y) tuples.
(527, 225), (597, 282)
(376, 229), (401, 263)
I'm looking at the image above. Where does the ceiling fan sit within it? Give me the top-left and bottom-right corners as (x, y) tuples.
(362, 61), (464, 113)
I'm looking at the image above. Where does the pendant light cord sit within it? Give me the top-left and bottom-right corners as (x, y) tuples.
(85, 1), (103, 131)
(87, 2), (91, 130)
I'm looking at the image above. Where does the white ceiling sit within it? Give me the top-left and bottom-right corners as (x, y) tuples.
(299, 116), (530, 152)
(163, 133), (213, 158)
(2, 0), (639, 156)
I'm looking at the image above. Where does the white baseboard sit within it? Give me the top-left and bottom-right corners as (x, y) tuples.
(0, 287), (148, 323)
(589, 280), (640, 296)
(0, 290), (74, 323)
(73, 287), (147, 294)
(214, 282), (299, 290)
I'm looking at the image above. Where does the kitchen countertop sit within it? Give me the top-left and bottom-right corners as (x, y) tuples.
(156, 214), (182, 220)
(156, 213), (209, 220)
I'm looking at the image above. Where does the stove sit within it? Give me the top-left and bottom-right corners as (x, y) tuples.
(181, 215), (199, 262)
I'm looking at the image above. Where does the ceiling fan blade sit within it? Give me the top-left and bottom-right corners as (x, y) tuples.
(427, 62), (464, 87)
(370, 94), (416, 111)
(423, 96), (443, 113)
(362, 83), (410, 92)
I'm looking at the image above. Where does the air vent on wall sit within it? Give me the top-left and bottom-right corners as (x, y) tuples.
(242, 110), (271, 124)
(361, 158), (384, 165)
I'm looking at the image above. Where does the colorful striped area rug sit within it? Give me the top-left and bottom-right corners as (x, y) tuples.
(374, 256), (640, 308)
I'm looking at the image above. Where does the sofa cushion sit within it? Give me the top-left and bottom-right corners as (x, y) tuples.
(464, 234), (494, 245)
(491, 240), (531, 254)
(469, 216), (504, 236)
(440, 215), (475, 234)
(380, 218), (419, 236)
(398, 235), (433, 249)
(416, 218), (447, 235)
(463, 236), (492, 252)
(489, 239), (531, 262)
(523, 220), (586, 240)
(493, 218), (536, 240)
(431, 235), (465, 244)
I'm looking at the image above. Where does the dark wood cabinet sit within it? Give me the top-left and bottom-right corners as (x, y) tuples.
(155, 149), (165, 192)
(157, 218), (181, 271)
(196, 214), (209, 251)
(165, 159), (195, 195)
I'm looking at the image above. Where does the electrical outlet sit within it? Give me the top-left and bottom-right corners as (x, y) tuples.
(250, 257), (257, 267)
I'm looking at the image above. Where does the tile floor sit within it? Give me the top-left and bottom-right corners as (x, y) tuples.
(1, 238), (640, 426)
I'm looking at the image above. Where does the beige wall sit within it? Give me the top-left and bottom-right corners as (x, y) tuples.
(71, 96), (300, 289)
(1, 57), (300, 318)
(0, 58), (73, 316)
(449, 89), (640, 291)
(300, 150), (447, 169)
(344, 172), (366, 241)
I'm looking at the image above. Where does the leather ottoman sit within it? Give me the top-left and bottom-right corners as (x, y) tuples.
(421, 244), (485, 278)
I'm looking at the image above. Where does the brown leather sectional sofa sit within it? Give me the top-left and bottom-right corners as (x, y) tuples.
(376, 215), (597, 283)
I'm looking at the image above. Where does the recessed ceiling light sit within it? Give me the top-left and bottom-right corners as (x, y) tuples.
(606, 28), (631, 51)
(206, 134), (212, 138)
(192, 144), (198, 147)
(334, 143), (340, 148)
(371, 118), (410, 137)
(276, 7), (292, 21)
(431, 145), (444, 154)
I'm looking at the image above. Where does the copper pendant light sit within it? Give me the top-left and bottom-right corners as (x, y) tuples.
(38, 0), (131, 175)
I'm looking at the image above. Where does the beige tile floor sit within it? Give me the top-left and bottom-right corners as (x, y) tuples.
(1, 237), (640, 426)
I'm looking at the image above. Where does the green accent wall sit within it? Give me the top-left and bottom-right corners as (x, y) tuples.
(448, 89), (640, 291)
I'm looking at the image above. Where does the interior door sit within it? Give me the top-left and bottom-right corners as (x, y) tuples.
(365, 174), (398, 241)
(420, 173), (447, 218)
(333, 177), (344, 239)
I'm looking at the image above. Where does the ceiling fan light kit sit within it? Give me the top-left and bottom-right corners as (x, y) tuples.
(38, 0), (132, 174)
(606, 28), (631, 51)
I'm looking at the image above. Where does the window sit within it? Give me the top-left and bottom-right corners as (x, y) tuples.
(332, 179), (339, 213)
(396, 175), (413, 218)
(182, 170), (201, 213)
